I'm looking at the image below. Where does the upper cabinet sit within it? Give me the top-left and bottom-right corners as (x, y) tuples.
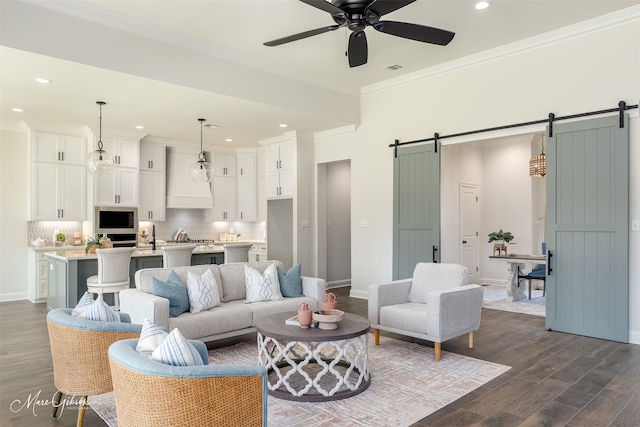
(32, 132), (86, 165)
(139, 142), (166, 221)
(100, 136), (139, 168)
(140, 143), (166, 172)
(29, 131), (87, 221)
(265, 140), (295, 198)
(211, 151), (236, 177)
(236, 151), (257, 221)
(93, 135), (139, 207)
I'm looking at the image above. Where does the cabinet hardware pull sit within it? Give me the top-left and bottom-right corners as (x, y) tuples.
(547, 251), (553, 275)
(432, 245), (439, 263)
(57, 152), (60, 161)
(61, 152), (64, 161)
(61, 209), (63, 218)
(115, 195), (117, 204)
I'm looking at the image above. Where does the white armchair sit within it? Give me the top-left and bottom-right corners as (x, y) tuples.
(368, 262), (484, 361)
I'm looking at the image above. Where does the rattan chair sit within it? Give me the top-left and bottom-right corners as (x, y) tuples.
(108, 339), (268, 426)
(47, 308), (141, 427)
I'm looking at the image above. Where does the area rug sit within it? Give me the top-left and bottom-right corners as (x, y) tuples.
(482, 284), (546, 317)
(90, 334), (510, 426)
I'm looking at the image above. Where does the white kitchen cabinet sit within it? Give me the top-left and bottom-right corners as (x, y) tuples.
(265, 141), (295, 198)
(140, 143), (166, 171)
(236, 151), (257, 221)
(28, 247), (83, 303)
(257, 149), (267, 221)
(95, 167), (138, 206)
(139, 170), (165, 221)
(205, 176), (236, 221)
(33, 132), (86, 164)
(211, 151), (236, 177)
(237, 176), (256, 221)
(30, 131), (86, 221)
(248, 243), (267, 262)
(100, 136), (139, 168)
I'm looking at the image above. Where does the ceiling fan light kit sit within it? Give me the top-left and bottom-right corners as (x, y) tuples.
(264, 0), (455, 68)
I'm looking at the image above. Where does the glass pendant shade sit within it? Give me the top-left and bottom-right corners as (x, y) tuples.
(87, 148), (115, 175)
(190, 118), (212, 183)
(87, 101), (115, 175)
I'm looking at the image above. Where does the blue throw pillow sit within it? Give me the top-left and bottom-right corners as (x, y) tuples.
(277, 264), (303, 298)
(151, 271), (190, 317)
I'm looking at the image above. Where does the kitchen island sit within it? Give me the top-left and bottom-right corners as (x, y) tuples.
(45, 246), (224, 310)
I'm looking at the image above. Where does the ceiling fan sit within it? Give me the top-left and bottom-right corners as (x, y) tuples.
(263, 0), (455, 68)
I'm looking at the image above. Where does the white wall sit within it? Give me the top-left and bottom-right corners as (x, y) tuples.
(321, 19), (640, 342)
(0, 129), (28, 300)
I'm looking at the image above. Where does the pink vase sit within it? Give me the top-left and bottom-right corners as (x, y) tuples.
(298, 303), (312, 328)
(322, 293), (338, 311)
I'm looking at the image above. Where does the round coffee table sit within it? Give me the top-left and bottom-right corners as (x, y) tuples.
(255, 311), (370, 402)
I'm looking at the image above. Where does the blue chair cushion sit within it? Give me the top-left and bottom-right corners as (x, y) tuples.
(151, 271), (190, 317)
(528, 264), (546, 278)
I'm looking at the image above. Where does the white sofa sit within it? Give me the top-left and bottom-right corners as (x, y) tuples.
(120, 261), (326, 342)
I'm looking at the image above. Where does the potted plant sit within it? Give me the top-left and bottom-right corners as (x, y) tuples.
(488, 229), (514, 256)
(85, 234), (113, 254)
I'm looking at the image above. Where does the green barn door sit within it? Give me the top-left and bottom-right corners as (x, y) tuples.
(393, 143), (440, 280)
(546, 115), (629, 342)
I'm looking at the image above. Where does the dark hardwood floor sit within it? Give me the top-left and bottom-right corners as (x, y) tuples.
(1, 288), (638, 426)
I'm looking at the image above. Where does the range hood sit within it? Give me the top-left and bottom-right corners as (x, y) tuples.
(166, 146), (213, 209)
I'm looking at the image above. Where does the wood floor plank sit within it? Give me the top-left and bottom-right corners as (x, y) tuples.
(3, 288), (640, 427)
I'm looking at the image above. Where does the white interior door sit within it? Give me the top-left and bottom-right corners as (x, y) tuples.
(459, 183), (479, 282)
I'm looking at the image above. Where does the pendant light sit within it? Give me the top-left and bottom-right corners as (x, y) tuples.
(87, 101), (114, 175)
(529, 132), (546, 177)
(190, 118), (212, 183)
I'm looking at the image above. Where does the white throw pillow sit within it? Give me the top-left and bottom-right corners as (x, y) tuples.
(135, 318), (168, 353)
(82, 293), (121, 322)
(71, 291), (95, 316)
(151, 328), (204, 366)
(244, 263), (283, 303)
(186, 269), (221, 314)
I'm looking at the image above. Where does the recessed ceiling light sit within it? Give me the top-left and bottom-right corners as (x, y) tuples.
(34, 77), (52, 84)
(225, 138), (233, 142)
(135, 125), (145, 129)
(279, 123), (288, 128)
(12, 107), (24, 112)
(475, 1), (490, 10)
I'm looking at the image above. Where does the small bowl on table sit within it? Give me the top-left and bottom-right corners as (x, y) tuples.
(313, 309), (345, 330)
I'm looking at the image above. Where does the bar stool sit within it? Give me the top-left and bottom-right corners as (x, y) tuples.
(223, 243), (253, 263)
(162, 244), (196, 268)
(86, 247), (135, 311)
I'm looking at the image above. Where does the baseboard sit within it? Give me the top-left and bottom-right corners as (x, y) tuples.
(0, 292), (29, 303)
(349, 289), (368, 300)
(326, 279), (351, 289)
(629, 329), (640, 345)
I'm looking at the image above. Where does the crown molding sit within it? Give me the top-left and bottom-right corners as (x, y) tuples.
(20, 0), (360, 97)
(362, 5), (640, 95)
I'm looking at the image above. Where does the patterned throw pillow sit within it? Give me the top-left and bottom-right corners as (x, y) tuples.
(71, 291), (95, 317)
(135, 318), (168, 353)
(151, 271), (190, 317)
(82, 293), (121, 322)
(244, 263), (283, 303)
(186, 269), (221, 314)
(278, 264), (303, 297)
(151, 328), (204, 366)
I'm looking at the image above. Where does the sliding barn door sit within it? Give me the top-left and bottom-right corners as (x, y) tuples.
(546, 115), (629, 342)
(393, 143), (440, 280)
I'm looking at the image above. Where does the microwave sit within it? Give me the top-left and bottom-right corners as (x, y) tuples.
(95, 207), (138, 235)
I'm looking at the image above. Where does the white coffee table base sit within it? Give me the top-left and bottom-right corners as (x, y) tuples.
(257, 332), (370, 401)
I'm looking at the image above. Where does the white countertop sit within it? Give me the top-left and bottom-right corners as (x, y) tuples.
(44, 245), (225, 261)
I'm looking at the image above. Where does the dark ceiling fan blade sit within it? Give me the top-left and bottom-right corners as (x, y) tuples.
(373, 21), (455, 46)
(348, 31), (368, 68)
(299, 0), (347, 17)
(264, 25), (340, 47)
(365, 0), (416, 18)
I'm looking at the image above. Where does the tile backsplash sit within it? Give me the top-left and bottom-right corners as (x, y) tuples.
(28, 209), (265, 247)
